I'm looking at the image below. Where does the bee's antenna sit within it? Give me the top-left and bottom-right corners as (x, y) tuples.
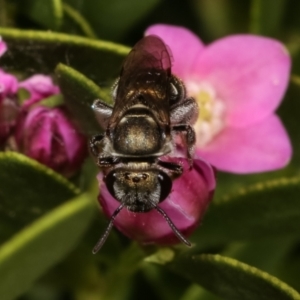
(93, 203), (125, 254)
(151, 202), (192, 247)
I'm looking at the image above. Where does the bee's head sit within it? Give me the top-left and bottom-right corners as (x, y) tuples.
(105, 167), (172, 212)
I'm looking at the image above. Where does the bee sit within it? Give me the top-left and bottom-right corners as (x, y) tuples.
(90, 35), (198, 253)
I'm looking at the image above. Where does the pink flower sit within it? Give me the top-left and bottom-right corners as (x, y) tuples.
(19, 74), (60, 108)
(145, 25), (292, 173)
(97, 157), (216, 246)
(15, 106), (87, 177)
(0, 39), (20, 145)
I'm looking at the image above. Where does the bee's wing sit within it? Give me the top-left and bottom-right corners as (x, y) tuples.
(109, 35), (173, 127)
(121, 34), (172, 77)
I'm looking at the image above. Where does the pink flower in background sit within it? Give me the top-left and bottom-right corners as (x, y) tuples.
(15, 106), (87, 177)
(146, 24), (292, 173)
(16, 75), (87, 176)
(97, 157), (216, 245)
(0, 37), (87, 175)
(0, 40), (20, 145)
(19, 74), (60, 108)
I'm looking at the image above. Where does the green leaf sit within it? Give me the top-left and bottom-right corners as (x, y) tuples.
(62, 2), (98, 38)
(144, 248), (175, 265)
(65, 0), (160, 40)
(222, 237), (296, 275)
(20, 0), (63, 30)
(191, 0), (249, 39)
(142, 263), (195, 300)
(278, 81), (300, 167)
(0, 27), (129, 81)
(0, 152), (79, 242)
(0, 193), (96, 300)
(37, 93), (64, 108)
(276, 247), (300, 293)
(192, 176), (300, 247)
(250, 0), (287, 36)
(0, 0), (13, 27)
(180, 284), (221, 300)
(169, 253), (300, 300)
(55, 63), (111, 135)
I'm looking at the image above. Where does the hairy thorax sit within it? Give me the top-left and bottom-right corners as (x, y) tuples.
(113, 106), (167, 156)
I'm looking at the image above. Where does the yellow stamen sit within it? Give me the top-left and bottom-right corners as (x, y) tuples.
(187, 82), (225, 147)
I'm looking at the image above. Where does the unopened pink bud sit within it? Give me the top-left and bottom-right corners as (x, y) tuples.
(15, 106), (87, 177)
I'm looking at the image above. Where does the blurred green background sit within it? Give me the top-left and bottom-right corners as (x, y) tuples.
(1, 0), (300, 300)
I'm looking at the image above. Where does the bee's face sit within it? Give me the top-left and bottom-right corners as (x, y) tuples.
(105, 164), (172, 213)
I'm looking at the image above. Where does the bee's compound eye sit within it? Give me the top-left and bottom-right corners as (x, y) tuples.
(158, 171), (172, 201)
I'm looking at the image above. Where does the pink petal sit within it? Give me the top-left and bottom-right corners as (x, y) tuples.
(0, 70), (18, 96)
(197, 114), (292, 173)
(19, 75), (60, 107)
(145, 24), (205, 79)
(15, 106), (86, 176)
(98, 157), (215, 245)
(0, 39), (7, 57)
(190, 35), (291, 127)
(54, 108), (87, 161)
(28, 114), (53, 165)
(19, 106), (53, 157)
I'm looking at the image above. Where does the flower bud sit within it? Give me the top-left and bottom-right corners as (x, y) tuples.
(15, 106), (87, 177)
(97, 157), (216, 246)
(19, 74), (60, 107)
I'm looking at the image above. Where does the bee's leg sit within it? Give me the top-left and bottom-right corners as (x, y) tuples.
(97, 156), (120, 168)
(170, 97), (198, 125)
(89, 134), (105, 157)
(172, 124), (196, 165)
(92, 99), (113, 130)
(157, 160), (183, 179)
(90, 135), (120, 168)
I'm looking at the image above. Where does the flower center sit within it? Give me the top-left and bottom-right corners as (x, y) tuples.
(187, 81), (225, 147)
